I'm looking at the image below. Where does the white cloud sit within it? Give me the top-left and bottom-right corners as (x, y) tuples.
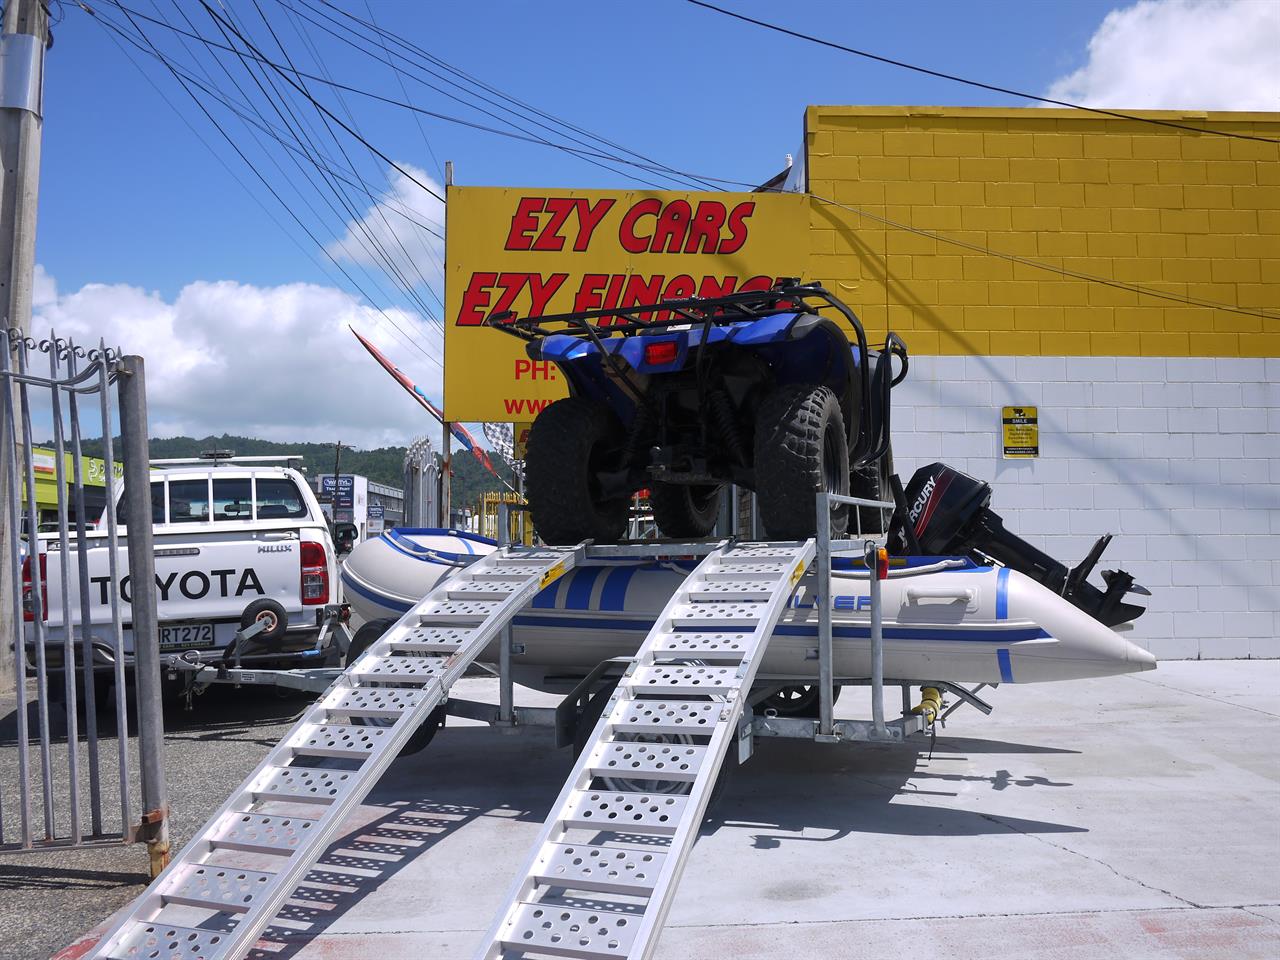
(325, 164), (446, 298)
(32, 270), (446, 449)
(1048, 0), (1280, 110)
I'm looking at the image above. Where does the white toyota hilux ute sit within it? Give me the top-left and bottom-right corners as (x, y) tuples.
(21, 456), (344, 694)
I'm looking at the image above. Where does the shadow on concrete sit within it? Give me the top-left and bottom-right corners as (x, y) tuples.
(704, 736), (1086, 845)
(0, 861), (145, 890)
(0, 681), (311, 747)
(926, 735), (1081, 756)
(247, 798), (485, 960)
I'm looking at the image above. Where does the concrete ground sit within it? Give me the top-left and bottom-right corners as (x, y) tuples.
(24, 661), (1280, 960)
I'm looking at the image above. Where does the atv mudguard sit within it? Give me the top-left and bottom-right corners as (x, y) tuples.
(527, 310), (862, 439)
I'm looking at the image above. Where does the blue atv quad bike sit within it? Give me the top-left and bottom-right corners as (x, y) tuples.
(487, 281), (908, 544)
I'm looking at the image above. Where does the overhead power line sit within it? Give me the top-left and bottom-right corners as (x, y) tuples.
(688, 0), (1280, 145)
(99, 0), (756, 190)
(82, 0), (446, 372)
(809, 192), (1278, 321)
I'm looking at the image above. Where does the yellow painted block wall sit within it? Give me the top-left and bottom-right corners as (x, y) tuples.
(805, 106), (1280, 357)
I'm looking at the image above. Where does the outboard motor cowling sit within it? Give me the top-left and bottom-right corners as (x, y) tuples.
(893, 463), (1148, 627)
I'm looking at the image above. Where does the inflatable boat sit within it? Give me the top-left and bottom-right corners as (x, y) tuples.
(341, 528), (1156, 689)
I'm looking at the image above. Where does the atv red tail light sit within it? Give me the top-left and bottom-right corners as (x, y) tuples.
(22, 552), (47, 622)
(300, 540), (329, 605)
(643, 340), (679, 366)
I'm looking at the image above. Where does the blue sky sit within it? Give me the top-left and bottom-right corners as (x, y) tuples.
(42, 0), (1117, 296)
(29, 0), (1278, 445)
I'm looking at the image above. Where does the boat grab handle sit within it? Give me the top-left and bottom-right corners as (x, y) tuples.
(905, 586), (976, 603)
(830, 558), (969, 579)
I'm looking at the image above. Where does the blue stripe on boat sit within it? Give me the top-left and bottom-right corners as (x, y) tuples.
(599, 566), (638, 611)
(997, 648), (1014, 682)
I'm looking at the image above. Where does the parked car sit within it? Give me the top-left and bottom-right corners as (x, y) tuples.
(21, 455), (342, 699)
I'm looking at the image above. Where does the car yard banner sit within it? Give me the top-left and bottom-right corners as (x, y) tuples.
(443, 186), (809, 422)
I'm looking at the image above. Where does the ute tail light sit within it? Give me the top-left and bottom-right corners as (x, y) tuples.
(300, 541), (329, 605)
(643, 340), (679, 366)
(22, 552), (47, 622)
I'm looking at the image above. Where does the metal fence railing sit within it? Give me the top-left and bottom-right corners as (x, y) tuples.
(0, 329), (168, 872)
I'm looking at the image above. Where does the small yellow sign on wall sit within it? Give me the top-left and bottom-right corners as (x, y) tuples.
(1002, 406), (1039, 459)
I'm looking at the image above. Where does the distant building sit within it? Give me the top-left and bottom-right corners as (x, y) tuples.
(312, 473), (404, 543)
(22, 447), (123, 532)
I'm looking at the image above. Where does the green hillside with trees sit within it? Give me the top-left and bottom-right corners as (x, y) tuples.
(72, 434), (517, 511)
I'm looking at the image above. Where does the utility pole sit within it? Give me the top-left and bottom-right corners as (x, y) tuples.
(0, 0), (48, 681)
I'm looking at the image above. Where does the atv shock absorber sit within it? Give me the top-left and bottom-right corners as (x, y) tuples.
(706, 389), (747, 465)
(621, 401), (655, 466)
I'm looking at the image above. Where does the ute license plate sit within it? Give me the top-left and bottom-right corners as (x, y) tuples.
(159, 623), (215, 649)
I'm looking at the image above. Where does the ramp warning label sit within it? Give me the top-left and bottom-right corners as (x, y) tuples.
(1002, 406), (1039, 459)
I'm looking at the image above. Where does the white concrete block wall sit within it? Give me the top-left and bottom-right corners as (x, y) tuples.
(892, 355), (1280, 660)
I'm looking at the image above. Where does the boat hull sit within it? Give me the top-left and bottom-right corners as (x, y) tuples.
(341, 533), (1156, 690)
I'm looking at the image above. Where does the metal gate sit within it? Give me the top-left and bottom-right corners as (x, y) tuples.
(0, 328), (169, 873)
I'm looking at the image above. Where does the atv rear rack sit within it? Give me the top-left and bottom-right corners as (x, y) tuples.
(486, 279), (856, 340)
(486, 280), (907, 470)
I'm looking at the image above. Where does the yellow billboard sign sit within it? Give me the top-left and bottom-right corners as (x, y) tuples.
(444, 186), (809, 422)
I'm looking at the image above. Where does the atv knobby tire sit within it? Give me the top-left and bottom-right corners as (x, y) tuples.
(850, 447), (894, 535)
(526, 397), (629, 545)
(754, 384), (850, 540)
(650, 482), (722, 539)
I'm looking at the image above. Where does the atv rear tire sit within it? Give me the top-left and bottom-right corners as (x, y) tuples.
(526, 397), (629, 545)
(650, 482), (722, 539)
(754, 384), (850, 540)
(850, 447), (894, 535)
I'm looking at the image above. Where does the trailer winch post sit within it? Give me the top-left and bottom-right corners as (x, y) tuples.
(497, 502), (514, 725)
(815, 493), (835, 738)
(867, 539), (887, 737)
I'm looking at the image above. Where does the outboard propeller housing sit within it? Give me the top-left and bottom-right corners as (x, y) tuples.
(892, 463), (1148, 627)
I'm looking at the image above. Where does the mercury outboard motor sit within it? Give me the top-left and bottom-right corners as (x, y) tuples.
(892, 463), (1148, 627)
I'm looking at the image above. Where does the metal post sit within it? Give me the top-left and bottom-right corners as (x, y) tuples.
(867, 539), (886, 737)
(117, 356), (169, 877)
(0, 0), (48, 688)
(47, 341), (80, 843)
(496, 502), (514, 724)
(442, 160), (453, 531)
(441, 426), (452, 527)
(97, 345), (132, 839)
(815, 492), (834, 738)
(66, 349), (103, 837)
(750, 492), (759, 540)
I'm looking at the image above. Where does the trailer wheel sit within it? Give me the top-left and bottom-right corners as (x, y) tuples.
(650, 482), (722, 539)
(346, 617), (443, 756)
(240, 599), (289, 647)
(755, 684), (842, 719)
(526, 397), (629, 545)
(574, 678), (734, 808)
(754, 384), (850, 540)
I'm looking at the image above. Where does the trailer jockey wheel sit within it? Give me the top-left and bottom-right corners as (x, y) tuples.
(756, 684), (842, 719)
(346, 618), (444, 756)
(240, 599), (289, 647)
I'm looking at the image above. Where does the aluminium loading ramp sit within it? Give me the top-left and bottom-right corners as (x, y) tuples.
(89, 544), (582, 960)
(477, 539), (816, 960)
